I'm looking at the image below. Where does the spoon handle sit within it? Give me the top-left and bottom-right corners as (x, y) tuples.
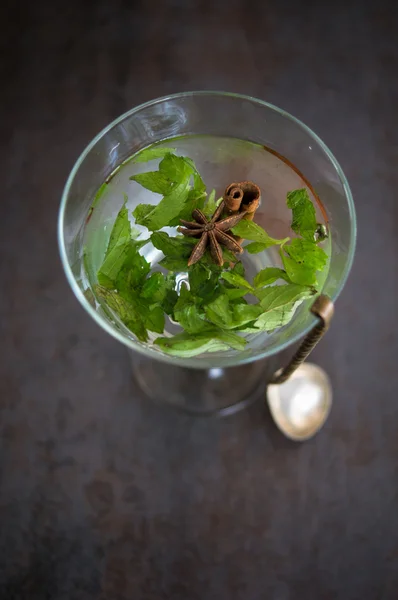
(270, 295), (334, 385)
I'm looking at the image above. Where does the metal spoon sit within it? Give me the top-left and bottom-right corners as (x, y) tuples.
(266, 295), (334, 441)
(267, 362), (332, 441)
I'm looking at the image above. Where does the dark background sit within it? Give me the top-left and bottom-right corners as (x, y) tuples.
(1, 0), (398, 598)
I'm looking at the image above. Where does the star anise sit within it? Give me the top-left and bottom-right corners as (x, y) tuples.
(178, 201), (247, 266)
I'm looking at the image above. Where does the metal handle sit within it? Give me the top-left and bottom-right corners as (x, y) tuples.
(270, 294), (334, 385)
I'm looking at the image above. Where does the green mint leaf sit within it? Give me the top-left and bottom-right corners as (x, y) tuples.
(106, 200), (131, 255)
(205, 294), (233, 328)
(284, 238), (328, 268)
(232, 261), (245, 277)
(215, 330), (247, 350)
(132, 204), (155, 226)
(90, 182), (108, 210)
(245, 241), (287, 254)
(222, 247), (239, 264)
(254, 284), (316, 331)
(256, 283), (315, 306)
(253, 267), (290, 288)
(231, 219), (288, 248)
(144, 305), (165, 334)
(189, 263), (220, 303)
(151, 232), (194, 258)
(140, 272), (167, 303)
(141, 178), (191, 231)
(231, 304), (263, 329)
(162, 288), (179, 315)
(97, 242), (132, 289)
(170, 187), (207, 225)
(287, 189), (317, 241)
(159, 153), (193, 182)
(154, 329), (246, 357)
(154, 332), (230, 357)
(221, 271), (254, 291)
(174, 303), (210, 334)
(130, 172), (173, 195)
(183, 157), (206, 193)
(159, 256), (189, 272)
(114, 242), (151, 296)
(97, 200), (136, 287)
(203, 189), (222, 216)
(132, 146), (176, 163)
(94, 285), (148, 342)
(173, 282), (192, 308)
(159, 274), (178, 315)
(281, 239), (328, 287)
(224, 287), (248, 300)
(280, 254), (317, 286)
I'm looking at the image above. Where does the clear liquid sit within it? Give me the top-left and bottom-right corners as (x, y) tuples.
(83, 135), (330, 348)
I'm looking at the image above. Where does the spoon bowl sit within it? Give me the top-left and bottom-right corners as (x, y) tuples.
(267, 363), (332, 441)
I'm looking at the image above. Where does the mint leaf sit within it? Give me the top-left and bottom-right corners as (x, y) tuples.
(281, 239), (327, 287)
(184, 157), (206, 193)
(114, 242), (150, 296)
(224, 287), (248, 300)
(231, 303), (263, 329)
(174, 303), (210, 334)
(162, 288), (178, 315)
(141, 178), (191, 231)
(231, 219), (288, 248)
(256, 283), (315, 306)
(203, 189), (222, 216)
(154, 329), (246, 357)
(130, 172), (173, 195)
(284, 238), (327, 267)
(97, 242), (132, 289)
(106, 200), (131, 254)
(287, 189), (317, 241)
(221, 271), (254, 291)
(232, 261), (245, 277)
(151, 232), (194, 258)
(222, 248), (239, 264)
(253, 267), (290, 288)
(254, 284), (316, 331)
(133, 204), (155, 226)
(94, 285), (148, 342)
(154, 332), (230, 357)
(132, 146), (176, 163)
(140, 272), (167, 303)
(245, 241), (283, 254)
(189, 262), (221, 302)
(159, 153), (193, 182)
(215, 330), (247, 350)
(171, 187), (207, 225)
(205, 294), (232, 328)
(97, 201), (135, 287)
(90, 182), (108, 210)
(145, 305), (165, 334)
(159, 274), (178, 315)
(159, 256), (189, 272)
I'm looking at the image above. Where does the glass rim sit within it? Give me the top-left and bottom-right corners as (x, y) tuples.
(58, 90), (357, 369)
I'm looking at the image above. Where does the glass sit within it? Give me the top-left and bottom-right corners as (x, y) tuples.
(58, 92), (356, 415)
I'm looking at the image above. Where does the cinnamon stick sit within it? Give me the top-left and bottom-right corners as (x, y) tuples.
(223, 180), (261, 244)
(223, 181), (261, 222)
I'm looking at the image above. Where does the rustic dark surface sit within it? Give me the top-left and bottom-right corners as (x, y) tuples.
(1, 1), (398, 598)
